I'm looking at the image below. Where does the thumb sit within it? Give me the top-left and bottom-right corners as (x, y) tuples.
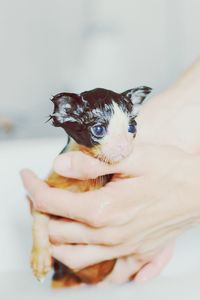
(53, 144), (159, 180)
(53, 144), (180, 180)
(53, 151), (117, 180)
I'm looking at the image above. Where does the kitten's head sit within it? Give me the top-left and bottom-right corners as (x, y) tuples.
(50, 87), (151, 163)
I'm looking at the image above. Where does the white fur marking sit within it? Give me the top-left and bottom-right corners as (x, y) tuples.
(100, 102), (134, 162)
(107, 102), (129, 136)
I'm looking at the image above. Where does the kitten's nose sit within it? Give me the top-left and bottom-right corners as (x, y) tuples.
(116, 139), (133, 157)
(117, 144), (132, 157)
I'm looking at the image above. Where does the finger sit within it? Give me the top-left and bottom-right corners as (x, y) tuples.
(21, 169), (142, 227)
(54, 144), (185, 180)
(49, 219), (128, 246)
(53, 151), (118, 180)
(20, 169), (49, 197)
(104, 255), (142, 284)
(53, 148), (144, 180)
(20, 169), (113, 226)
(51, 244), (133, 271)
(27, 196), (33, 214)
(134, 243), (175, 283)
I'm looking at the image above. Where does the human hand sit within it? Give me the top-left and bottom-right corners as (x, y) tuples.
(21, 143), (199, 283)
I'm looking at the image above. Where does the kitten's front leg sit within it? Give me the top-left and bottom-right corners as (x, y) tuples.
(31, 209), (52, 281)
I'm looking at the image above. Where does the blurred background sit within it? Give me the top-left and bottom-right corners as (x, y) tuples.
(1, 2), (200, 297)
(0, 0), (200, 140)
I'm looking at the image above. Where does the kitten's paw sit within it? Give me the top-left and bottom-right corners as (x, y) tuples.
(31, 247), (52, 281)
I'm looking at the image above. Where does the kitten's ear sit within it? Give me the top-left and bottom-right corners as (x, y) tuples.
(50, 92), (83, 126)
(122, 86), (152, 116)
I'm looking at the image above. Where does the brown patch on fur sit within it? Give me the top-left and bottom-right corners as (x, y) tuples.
(45, 142), (116, 287)
(47, 171), (104, 192)
(51, 276), (81, 288)
(69, 142), (103, 160)
(76, 260), (117, 284)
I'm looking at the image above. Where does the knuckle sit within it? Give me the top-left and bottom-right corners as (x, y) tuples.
(48, 224), (58, 243)
(49, 234), (59, 244)
(88, 216), (103, 228)
(89, 209), (109, 228)
(102, 231), (116, 245)
(84, 192), (114, 228)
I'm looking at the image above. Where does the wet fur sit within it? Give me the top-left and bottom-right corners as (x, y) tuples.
(31, 87), (152, 287)
(47, 139), (115, 287)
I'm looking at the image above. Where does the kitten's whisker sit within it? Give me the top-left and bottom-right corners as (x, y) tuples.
(45, 115), (53, 123)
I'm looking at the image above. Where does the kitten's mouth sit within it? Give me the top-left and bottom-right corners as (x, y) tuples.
(100, 145), (134, 164)
(94, 151), (131, 164)
(85, 144), (133, 164)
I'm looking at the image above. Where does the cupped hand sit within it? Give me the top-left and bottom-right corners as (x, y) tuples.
(21, 143), (197, 283)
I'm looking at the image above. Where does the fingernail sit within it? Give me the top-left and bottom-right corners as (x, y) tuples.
(54, 156), (71, 176)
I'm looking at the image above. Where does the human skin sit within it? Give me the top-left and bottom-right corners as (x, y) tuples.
(21, 59), (200, 283)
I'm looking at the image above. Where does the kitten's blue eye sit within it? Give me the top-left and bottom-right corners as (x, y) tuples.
(91, 125), (106, 138)
(128, 124), (136, 133)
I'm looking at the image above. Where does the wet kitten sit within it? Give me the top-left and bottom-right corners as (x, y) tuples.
(31, 86), (152, 287)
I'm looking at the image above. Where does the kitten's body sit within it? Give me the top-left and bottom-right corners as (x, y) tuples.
(31, 87), (152, 287)
(47, 138), (115, 287)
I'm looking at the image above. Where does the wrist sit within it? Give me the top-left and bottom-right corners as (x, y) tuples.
(136, 89), (200, 153)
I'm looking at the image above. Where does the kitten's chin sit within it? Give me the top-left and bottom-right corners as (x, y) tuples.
(96, 151), (131, 164)
(100, 145), (134, 164)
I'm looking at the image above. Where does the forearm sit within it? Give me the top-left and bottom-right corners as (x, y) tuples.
(174, 58), (200, 92)
(137, 59), (200, 153)
(158, 58), (200, 106)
